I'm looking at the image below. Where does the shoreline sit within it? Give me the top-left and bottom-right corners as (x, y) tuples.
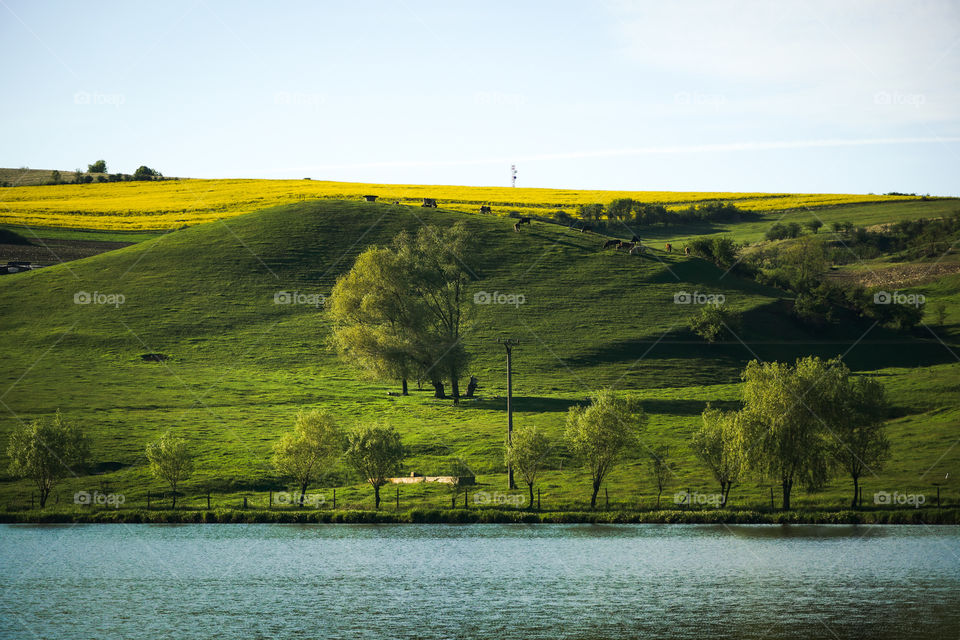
(2, 507), (956, 525)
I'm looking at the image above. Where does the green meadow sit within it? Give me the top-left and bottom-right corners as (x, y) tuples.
(1, 198), (958, 514)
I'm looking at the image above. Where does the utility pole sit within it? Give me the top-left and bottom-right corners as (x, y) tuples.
(498, 338), (519, 489)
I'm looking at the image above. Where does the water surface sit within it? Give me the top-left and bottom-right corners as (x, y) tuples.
(1, 524), (957, 639)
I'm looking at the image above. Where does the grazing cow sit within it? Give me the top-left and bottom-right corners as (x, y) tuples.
(665, 243), (672, 253)
(602, 239), (619, 249)
(422, 198), (438, 208)
(632, 235), (641, 243)
(514, 222), (521, 232)
(517, 217), (531, 225)
(684, 246), (690, 256)
(617, 241), (634, 251)
(479, 205), (492, 214)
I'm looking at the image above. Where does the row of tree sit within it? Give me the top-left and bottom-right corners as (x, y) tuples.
(6, 356), (891, 512)
(503, 356), (890, 511)
(5, 410), (406, 510)
(576, 200), (753, 227)
(42, 162), (163, 185)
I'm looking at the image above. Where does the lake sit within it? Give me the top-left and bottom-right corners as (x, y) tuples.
(1, 524), (957, 639)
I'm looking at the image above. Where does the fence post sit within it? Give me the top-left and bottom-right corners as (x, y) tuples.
(332, 488), (336, 509)
(396, 486), (400, 510)
(206, 491), (211, 510)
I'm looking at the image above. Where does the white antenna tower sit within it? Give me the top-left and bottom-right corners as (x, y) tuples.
(511, 164), (517, 187)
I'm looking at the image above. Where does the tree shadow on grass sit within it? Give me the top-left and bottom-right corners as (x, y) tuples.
(460, 396), (588, 413)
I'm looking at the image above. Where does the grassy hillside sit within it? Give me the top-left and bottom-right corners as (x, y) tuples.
(0, 175), (925, 230)
(0, 199), (957, 512)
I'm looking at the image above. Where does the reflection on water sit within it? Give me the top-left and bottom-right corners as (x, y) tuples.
(1, 524), (957, 639)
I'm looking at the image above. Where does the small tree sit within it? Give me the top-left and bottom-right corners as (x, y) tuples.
(145, 432), (194, 509)
(133, 165), (158, 181)
(446, 458), (474, 508)
(87, 160), (107, 173)
(691, 405), (742, 507)
(7, 410), (90, 508)
(826, 374), (891, 508)
(689, 302), (742, 343)
(272, 409), (343, 507)
(565, 390), (646, 509)
(345, 422), (405, 509)
(805, 219), (823, 234)
(933, 302), (948, 327)
(504, 424), (551, 509)
(647, 445), (670, 508)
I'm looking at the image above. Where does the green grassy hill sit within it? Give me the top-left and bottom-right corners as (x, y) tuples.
(1, 200), (957, 511)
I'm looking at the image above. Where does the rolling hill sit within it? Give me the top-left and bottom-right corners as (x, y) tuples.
(0, 199), (957, 511)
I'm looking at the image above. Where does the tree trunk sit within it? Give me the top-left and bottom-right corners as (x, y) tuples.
(450, 369), (460, 405)
(656, 489), (662, 509)
(374, 484), (381, 510)
(781, 478), (792, 511)
(38, 487), (49, 508)
(851, 475), (859, 509)
(171, 489), (177, 510)
(401, 378), (408, 396)
(299, 482), (308, 507)
(431, 380), (446, 399)
(528, 483), (534, 510)
(590, 479), (601, 510)
(722, 482), (732, 508)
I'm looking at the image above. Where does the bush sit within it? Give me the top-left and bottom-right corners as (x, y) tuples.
(765, 222), (803, 240)
(689, 303), (742, 342)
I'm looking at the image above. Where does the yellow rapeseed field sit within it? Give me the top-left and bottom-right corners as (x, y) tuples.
(0, 179), (920, 230)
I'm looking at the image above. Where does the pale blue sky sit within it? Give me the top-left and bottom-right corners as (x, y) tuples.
(1, 0), (958, 194)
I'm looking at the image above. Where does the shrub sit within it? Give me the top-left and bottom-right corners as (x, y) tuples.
(689, 303), (742, 342)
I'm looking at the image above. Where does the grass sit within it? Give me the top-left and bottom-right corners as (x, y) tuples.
(0, 198), (958, 516)
(0, 176), (929, 230)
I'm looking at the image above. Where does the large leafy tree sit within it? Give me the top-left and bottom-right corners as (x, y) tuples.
(733, 357), (838, 510)
(565, 390), (646, 509)
(7, 410), (90, 508)
(345, 422), (405, 509)
(328, 222), (476, 403)
(272, 409), (344, 507)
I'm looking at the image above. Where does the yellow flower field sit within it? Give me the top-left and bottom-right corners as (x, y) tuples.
(0, 178), (921, 231)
